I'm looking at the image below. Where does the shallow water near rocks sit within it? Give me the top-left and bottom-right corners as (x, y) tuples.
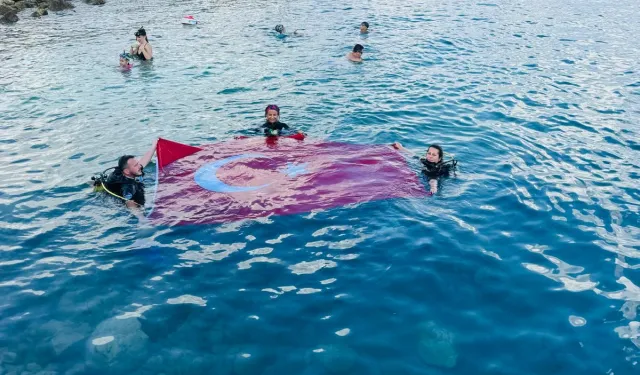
(1, 0), (639, 374)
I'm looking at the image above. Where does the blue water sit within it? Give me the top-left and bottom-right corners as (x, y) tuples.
(1, 0), (639, 373)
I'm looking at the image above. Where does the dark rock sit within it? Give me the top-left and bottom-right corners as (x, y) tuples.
(85, 0), (105, 4)
(23, 0), (37, 8)
(2, 0), (16, 7)
(12, 1), (25, 11)
(31, 6), (46, 16)
(0, 4), (15, 15)
(47, 0), (73, 11)
(0, 10), (18, 23)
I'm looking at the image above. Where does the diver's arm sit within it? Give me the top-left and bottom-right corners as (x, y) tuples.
(121, 185), (147, 219)
(126, 201), (147, 221)
(139, 139), (158, 168)
(392, 142), (415, 155)
(429, 179), (438, 194)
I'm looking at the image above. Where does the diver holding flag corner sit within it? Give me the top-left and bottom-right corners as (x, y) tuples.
(92, 139), (158, 217)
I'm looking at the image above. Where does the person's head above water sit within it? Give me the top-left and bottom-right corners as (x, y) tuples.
(275, 24), (285, 34)
(425, 144), (443, 164)
(360, 22), (369, 33)
(119, 51), (130, 67)
(135, 27), (148, 42)
(353, 44), (364, 54)
(265, 104), (280, 123)
(118, 155), (143, 177)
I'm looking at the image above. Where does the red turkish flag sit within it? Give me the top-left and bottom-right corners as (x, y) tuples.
(148, 137), (427, 225)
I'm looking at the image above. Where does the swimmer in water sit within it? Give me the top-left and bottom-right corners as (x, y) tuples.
(360, 21), (369, 33)
(346, 44), (364, 62)
(261, 104), (293, 136)
(130, 27), (153, 60)
(392, 142), (457, 195)
(119, 51), (132, 70)
(256, 104), (305, 137)
(274, 24), (303, 37)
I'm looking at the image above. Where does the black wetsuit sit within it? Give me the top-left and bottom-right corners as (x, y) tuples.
(261, 121), (289, 136)
(420, 158), (456, 178)
(104, 168), (145, 206)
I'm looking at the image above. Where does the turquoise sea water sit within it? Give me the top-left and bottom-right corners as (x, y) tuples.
(1, 0), (639, 374)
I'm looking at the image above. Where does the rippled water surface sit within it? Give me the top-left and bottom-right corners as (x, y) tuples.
(1, 0), (640, 373)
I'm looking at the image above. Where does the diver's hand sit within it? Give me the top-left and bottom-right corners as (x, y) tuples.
(429, 179), (438, 195)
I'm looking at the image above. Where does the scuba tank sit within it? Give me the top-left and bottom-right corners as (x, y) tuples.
(90, 167), (145, 198)
(91, 167), (116, 192)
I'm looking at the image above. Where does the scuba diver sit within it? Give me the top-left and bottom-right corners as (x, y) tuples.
(92, 140), (157, 213)
(392, 141), (457, 195)
(262, 104), (289, 136)
(258, 104), (304, 138)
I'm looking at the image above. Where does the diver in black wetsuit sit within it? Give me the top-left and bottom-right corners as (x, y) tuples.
(259, 104), (305, 137)
(392, 142), (457, 195)
(99, 140), (157, 211)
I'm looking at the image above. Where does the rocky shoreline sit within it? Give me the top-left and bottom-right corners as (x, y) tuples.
(0, 0), (105, 24)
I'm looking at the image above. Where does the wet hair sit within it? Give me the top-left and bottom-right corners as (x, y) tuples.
(265, 104), (280, 116)
(353, 44), (364, 53)
(427, 144), (443, 161)
(275, 24), (285, 34)
(361, 22), (369, 28)
(118, 155), (135, 171)
(135, 27), (149, 42)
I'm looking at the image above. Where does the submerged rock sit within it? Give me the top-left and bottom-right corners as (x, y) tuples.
(227, 346), (268, 375)
(30, 319), (92, 356)
(0, 10), (18, 23)
(47, 0), (73, 11)
(312, 344), (358, 374)
(137, 302), (193, 342)
(0, 4), (16, 15)
(416, 321), (458, 369)
(86, 317), (149, 373)
(12, 0), (25, 11)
